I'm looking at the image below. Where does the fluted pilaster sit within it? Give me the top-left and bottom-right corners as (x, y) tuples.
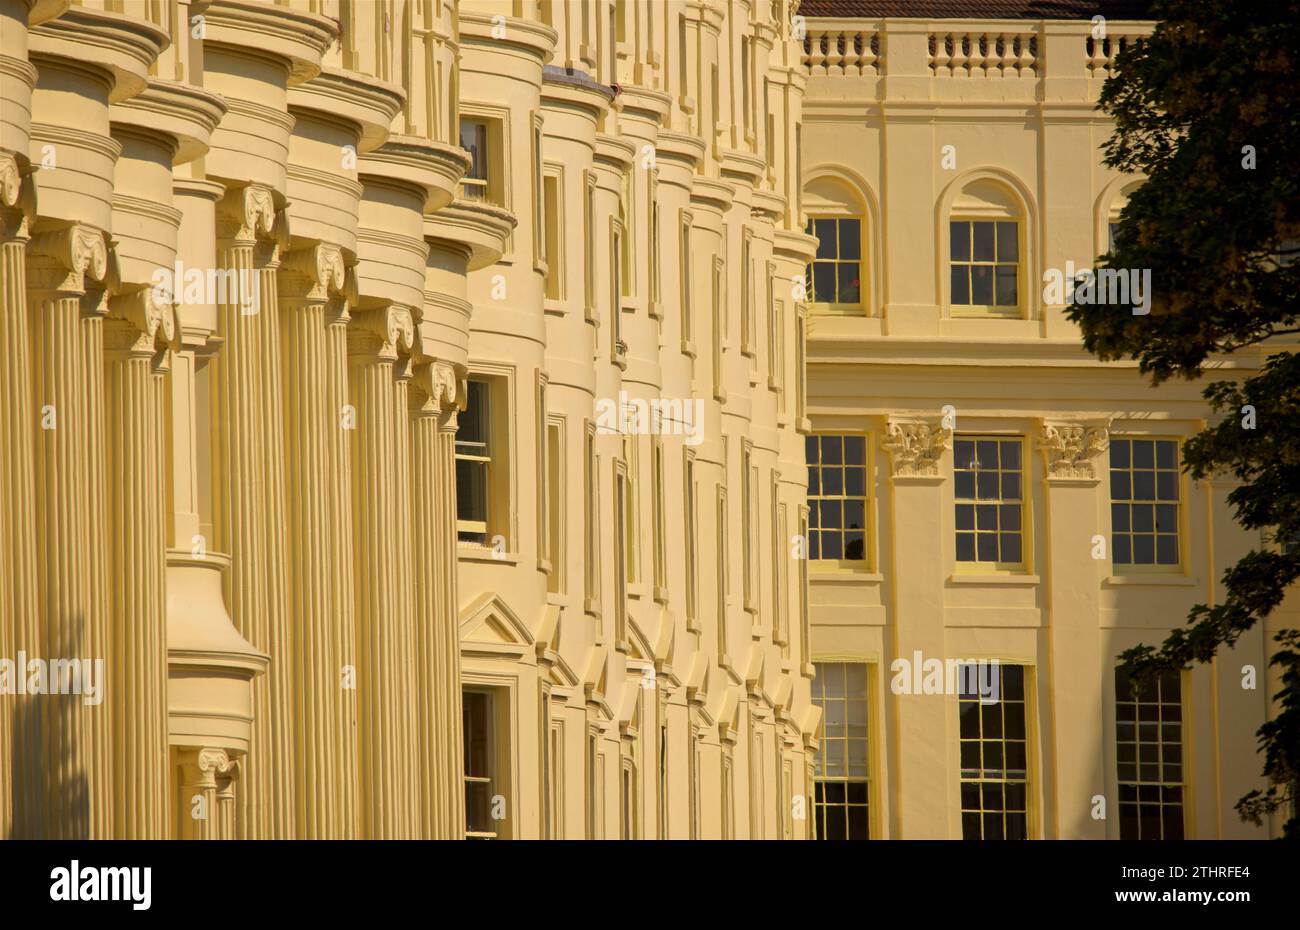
(104, 288), (172, 839)
(24, 222), (108, 839)
(279, 242), (350, 838)
(436, 410), (467, 837)
(347, 304), (416, 839)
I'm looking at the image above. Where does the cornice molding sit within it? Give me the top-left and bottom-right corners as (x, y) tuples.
(423, 198), (516, 272)
(110, 77), (228, 166)
(201, 0), (338, 87)
(29, 4), (168, 104)
(287, 65), (406, 156)
(458, 12), (558, 63)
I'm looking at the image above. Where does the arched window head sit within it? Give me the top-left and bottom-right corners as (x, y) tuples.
(948, 179), (1024, 318)
(803, 175), (869, 315)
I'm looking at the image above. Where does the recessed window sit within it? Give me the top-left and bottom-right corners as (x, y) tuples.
(455, 379), (493, 544)
(959, 664), (1029, 840)
(805, 434), (868, 564)
(1116, 668), (1185, 840)
(812, 661), (870, 840)
(806, 217), (861, 309)
(459, 118), (490, 202)
(463, 689), (502, 839)
(1110, 438), (1180, 569)
(950, 220), (1019, 314)
(954, 436), (1024, 570)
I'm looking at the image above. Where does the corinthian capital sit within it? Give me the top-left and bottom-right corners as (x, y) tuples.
(348, 304), (415, 361)
(1038, 422), (1109, 481)
(883, 417), (952, 478)
(216, 183), (278, 246)
(27, 224), (109, 294)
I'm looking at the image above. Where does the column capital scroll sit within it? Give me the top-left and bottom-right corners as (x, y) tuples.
(348, 304), (415, 361)
(27, 223), (109, 295)
(215, 183), (278, 247)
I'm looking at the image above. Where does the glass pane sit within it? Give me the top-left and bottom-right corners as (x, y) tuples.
(971, 265), (993, 305)
(1156, 440), (1177, 469)
(955, 503), (974, 530)
(1156, 472), (1177, 500)
(1156, 535), (1179, 565)
(953, 439), (976, 469)
(1110, 439), (1130, 468)
(1110, 471), (1131, 501)
(821, 468), (842, 495)
(995, 265), (1018, 306)
(955, 471), (975, 500)
(839, 219), (861, 259)
(821, 435), (843, 464)
(973, 221), (995, 261)
(956, 533), (975, 561)
(951, 265), (970, 304)
(1132, 440), (1154, 469)
(843, 435), (866, 464)
(845, 663), (867, 698)
(814, 219), (836, 259)
(837, 262), (861, 304)
(813, 262), (835, 302)
(950, 221), (970, 261)
(996, 222), (1018, 261)
(843, 499), (865, 529)
(844, 467), (865, 497)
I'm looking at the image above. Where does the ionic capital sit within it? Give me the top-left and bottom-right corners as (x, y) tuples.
(181, 747), (234, 790)
(883, 417), (952, 479)
(27, 223), (109, 295)
(279, 241), (347, 304)
(0, 151), (35, 240)
(412, 358), (464, 417)
(1038, 421), (1109, 481)
(215, 183), (278, 247)
(106, 285), (176, 356)
(348, 304), (415, 361)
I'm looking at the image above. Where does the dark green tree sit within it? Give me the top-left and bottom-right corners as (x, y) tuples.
(1067, 0), (1300, 837)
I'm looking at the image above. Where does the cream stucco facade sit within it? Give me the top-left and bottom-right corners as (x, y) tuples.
(0, 0), (1288, 842)
(0, 0), (817, 840)
(799, 8), (1296, 839)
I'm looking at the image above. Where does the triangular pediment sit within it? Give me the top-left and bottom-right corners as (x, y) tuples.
(459, 592), (533, 657)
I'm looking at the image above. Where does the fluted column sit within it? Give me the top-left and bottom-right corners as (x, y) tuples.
(437, 405), (466, 838)
(279, 242), (350, 838)
(211, 184), (274, 838)
(104, 289), (173, 839)
(326, 298), (359, 837)
(24, 224), (109, 838)
(80, 260), (113, 840)
(0, 152), (38, 839)
(347, 304), (417, 839)
(255, 211), (295, 839)
(411, 361), (466, 838)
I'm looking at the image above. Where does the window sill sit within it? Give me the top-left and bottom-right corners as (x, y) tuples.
(543, 298), (566, 316)
(1104, 573), (1197, 587)
(458, 545), (518, 565)
(681, 340), (697, 358)
(947, 573), (1040, 586)
(810, 569), (883, 584)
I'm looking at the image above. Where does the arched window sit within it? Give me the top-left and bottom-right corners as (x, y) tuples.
(803, 174), (873, 315)
(945, 178), (1027, 319)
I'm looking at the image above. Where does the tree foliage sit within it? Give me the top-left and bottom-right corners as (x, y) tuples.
(1066, 0), (1300, 836)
